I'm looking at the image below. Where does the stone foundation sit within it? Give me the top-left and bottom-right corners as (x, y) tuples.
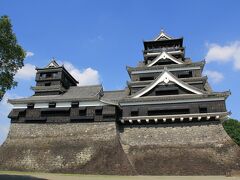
(0, 122), (135, 175)
(0, 121), (239, 175)
(119, 121), (240, 175)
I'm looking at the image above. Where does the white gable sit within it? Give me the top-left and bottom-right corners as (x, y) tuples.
(48, 62), (57, 67)
(132, 70), (203, 98)
(154, 31), (172, 41)
(46, 60), (59, 68)
(147, 52), (183, 67)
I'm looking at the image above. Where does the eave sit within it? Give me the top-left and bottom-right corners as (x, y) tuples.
(127, 76), (208, 87)
(8, 96), (102, 105)
(127, 61), (205, 74)
(143, 37), (184, 49)
(121, 111), (229, 123)
(119, 91), (231, 105)
(31, 85), (67, 93)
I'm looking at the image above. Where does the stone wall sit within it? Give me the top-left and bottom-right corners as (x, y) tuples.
(119, 121), (240, 175)
(0, 121), (239, 175)
(0, 122), (135, 175)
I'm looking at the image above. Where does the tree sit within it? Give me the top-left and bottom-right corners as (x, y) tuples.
(0, 15), (25, 101)
(223, 118), (240, 146)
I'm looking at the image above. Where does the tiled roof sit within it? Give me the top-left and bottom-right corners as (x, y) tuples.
(119, 91), (230, 103)
(127, 61), (205, 73)
(101, 90), (127, 103)
(8, 85), (103, 104)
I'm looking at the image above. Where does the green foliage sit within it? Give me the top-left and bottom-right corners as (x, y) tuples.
(223, 118), (240, 146)
(0, 15), (25, 101)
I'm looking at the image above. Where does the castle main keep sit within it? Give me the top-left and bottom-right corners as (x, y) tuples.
(0, 31), (239, 175)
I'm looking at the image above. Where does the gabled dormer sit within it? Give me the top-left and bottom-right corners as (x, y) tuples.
(146, 51), (184, 66)
(130, 68), (205, 98)
(32, 59), (79, 96)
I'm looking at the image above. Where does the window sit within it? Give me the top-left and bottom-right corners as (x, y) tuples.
(45, 82), (51, 86)
(79, 109), (87, 116)
(27, 103), (34, 109)
(155, 60), (175, 66)
(155, 89), (179, 96)
(178, 71), (193, 78)
(95, 109), (102, 115)
(49, 102), (56, 108)
(40, 73), (46, 78)
(19, 111), (26, 117)
(71, 102), (79, 108)
(139, 76), (154, 81)
(148, 109), (190, 116)
(46, 73), (52, 78)
(147, 56), (156, 61)
(131, 111), (139, 116)
(52, 73), (58, 78)
(199, 107), (207, 113)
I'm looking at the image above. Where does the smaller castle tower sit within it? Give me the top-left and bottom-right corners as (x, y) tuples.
(32, 60), (78, 96)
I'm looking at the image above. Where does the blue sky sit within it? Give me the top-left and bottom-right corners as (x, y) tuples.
(0, 0), (240, 144)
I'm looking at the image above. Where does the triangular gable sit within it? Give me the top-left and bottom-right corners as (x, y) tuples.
(147, 51), (183, 67)
(46, 60), (60, 68)
(132, 69), (204, 98)
(154, 31), (172, 41)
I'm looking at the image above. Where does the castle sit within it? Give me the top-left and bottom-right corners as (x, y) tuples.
(0, 31), (239, 175)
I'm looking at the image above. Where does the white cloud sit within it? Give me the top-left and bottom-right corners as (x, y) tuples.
(0, 124), (10, 145)
(26, 51), (34, 57)
(0, 93), (22, 145)
(15, 63), (36, 80)
(205, 41), (240, 70)
(63, 61), (100, 86)
(0, 93), (13, 117)
(204, 70), (224, 84)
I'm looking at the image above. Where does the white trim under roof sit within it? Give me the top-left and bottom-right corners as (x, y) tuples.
(154, 31), (172, 41)
(34, 103), (49, 108)
(132, 70), (203, 98)
(56, 102), (71, 108)
(79, 101), (107, 107)
(147, 51), (183, 67)
(12, 101), (108, 109)
(12, 104), (27, 109)
(120, 97), (225, 106)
